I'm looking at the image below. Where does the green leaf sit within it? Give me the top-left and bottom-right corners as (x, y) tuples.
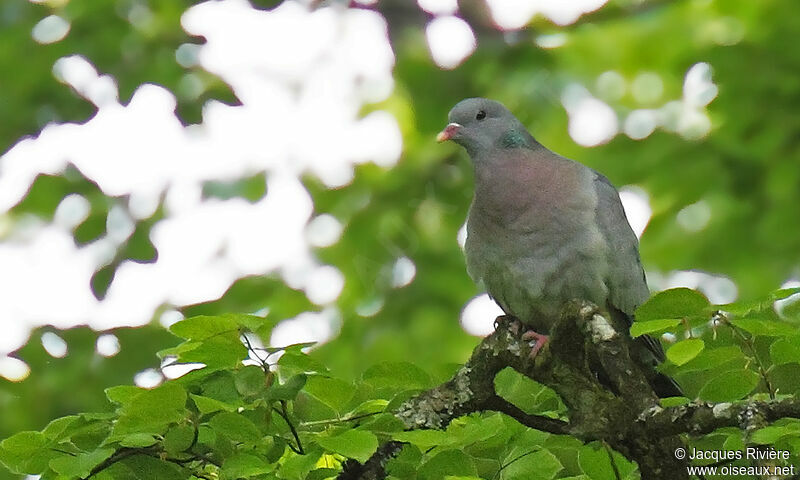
(283, 342), (318, 352)
(385, 390), (422, 412)
(49, 448), (114, 478)
(718, 300), (766, 316)
(199, 371), (241, 404)
(169, 315), (239, 340)
(279, 351), (330, 375)
(391, 430), (450, 449)
(190, 394), (237, 415)
(265, 437), (288, 463)
(750, 425), (798, 445)
(235, 364), (268, 396)
(118, 454), (187, 480)
(222, 453), (273, 478)
(636, 288), (710, 321)
(363, 362), (432, 390)
(208, 412), (262, 444)
(65, 418), (112, 452)
(280, 448), (322, 480)
(680, 346), (746, 372)
(444, 414), (507, 448)
(347, 399), (389, 417)
(174, 335), (248, 370)
(630, 318), (682, 337)
(494, 367), (562, 415)
(723, 432), (745, 452)
(163, 425), (195, 455)
(783, 298), (800, 321)
(304, 376), (355, 414)
(307, 468), (342, 480)
(195, 425), (216, 450)
(501, 449), (562, 480)
(266, 374), (307, 401)
(719, 288), (800, 317)
(111, 383), (188, 437)
(317, 430), (378, 463)
(418, 449), (477, 480)
(731, 317), (799, 337)
(118, 433), (158, 447)
(157, 341), (201, 360)
(385, 444), (423, 477)
(221, 312), (274, 332)
(659, 397), (690, 407)
(42, 415), (81, 441)
(163, 315), (249, 369)
(578, 445), (616, 480)
(698, 369), (760, 402)
(0, 431), (51, 474)
(772, 287), (800, 301)
(769, 363), (800, 396)
(105, 385), (144, 406)
(357, 413), (405, 434)
(771, 337), (800, 365)
(666, 339), (705, 366)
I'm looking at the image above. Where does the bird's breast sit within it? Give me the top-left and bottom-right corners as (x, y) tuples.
(464, 167), (610, 325)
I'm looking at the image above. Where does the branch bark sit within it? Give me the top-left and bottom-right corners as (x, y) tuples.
(337, 300), (800, 480)
(641, 397), (800, 437)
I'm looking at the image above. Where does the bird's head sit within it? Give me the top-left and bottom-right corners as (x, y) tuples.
(436, 98), (534, 154)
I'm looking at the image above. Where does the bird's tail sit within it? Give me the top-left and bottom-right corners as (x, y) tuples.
(609, 306), (684, 398)
(633, 335), (684, 398)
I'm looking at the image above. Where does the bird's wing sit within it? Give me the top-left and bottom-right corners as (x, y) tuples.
(591, 172), (651, 317)
(591, 172), (683, 393)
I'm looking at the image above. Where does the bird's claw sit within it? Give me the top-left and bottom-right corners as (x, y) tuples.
(494, 317), (548, 358)
(521, 330), (549, 359)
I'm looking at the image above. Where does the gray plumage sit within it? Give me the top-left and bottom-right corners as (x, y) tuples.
(440, 98), (680, 397)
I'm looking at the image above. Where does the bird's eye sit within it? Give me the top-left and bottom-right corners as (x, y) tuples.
(476, 110), (486, 120)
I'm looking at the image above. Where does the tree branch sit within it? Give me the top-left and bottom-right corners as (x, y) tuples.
(338, 301), (687, 479)
(392, 316), (572, 434)
(483, 394), (570, 434)
(338, 442), (405, 480)
(641, 397), (800, 437)
(338, 300), (800, 480)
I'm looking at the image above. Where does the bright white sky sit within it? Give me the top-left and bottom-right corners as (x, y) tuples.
(0, 0), (734, 382)
(0, 1), (400, 381)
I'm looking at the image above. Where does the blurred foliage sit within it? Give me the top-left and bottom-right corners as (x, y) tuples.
(3, 289), (800, 479)
(2, 0), (800, 479)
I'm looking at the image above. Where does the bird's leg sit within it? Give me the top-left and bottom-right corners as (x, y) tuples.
(521, 330), (550, 358)
(494, 315), (523, 335)
(495, 316), (549, 357)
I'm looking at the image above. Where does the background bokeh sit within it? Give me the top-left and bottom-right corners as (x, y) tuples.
(1, 0), (799, 478)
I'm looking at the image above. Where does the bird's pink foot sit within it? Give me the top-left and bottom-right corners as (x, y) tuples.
(521, 330), (549, 358)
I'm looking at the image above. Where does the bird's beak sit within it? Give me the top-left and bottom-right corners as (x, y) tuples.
(436, 123), (462, 142)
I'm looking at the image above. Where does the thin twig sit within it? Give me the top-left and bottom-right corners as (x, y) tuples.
(83, 447), (149, 479)
(50, 448), (77, 456)
(484, 395), (570, 434)
(719, 314), (776, 399)
(273, 401), (305, 455)
(300, 412), (382, 428)
(240, 332), (270, 371)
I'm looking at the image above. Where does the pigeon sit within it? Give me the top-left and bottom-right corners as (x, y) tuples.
(437, 98), (681, 398)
